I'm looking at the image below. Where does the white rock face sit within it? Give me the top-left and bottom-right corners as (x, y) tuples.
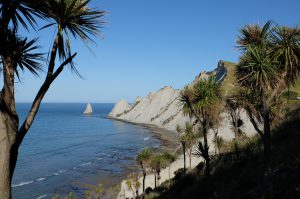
(108, 61), (257, 137)
(108, 99), (130, 118)
(108, 86), (190, 131)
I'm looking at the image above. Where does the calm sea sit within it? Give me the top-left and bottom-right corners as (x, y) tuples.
(12, 103), (160, 199)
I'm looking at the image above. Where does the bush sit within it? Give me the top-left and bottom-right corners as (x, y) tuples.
(173, 168), (185, 182)
(145, 187), (153, 194)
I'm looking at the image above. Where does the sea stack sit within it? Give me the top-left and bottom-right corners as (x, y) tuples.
(83, 103), (93, 115)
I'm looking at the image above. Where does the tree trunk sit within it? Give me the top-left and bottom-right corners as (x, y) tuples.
(136, 189), (139, 199)
(0, 149), (12, 199)
(214, 132), (217, 155)
(142, 172), (146, 193)
(182, 143), (186, 174)
(262, 96), (272, 199)
(157, 171), (161, 186)
(154, 173), (156, 188)
(263, 98), (271, 173)
(234, 112), (239, 139)
(189, 151), (192, 168)
(203, 120), (210, 177)
(0, 57), (19, 199)
(0, 111), (19, 199)
(168, 166), (171, 188)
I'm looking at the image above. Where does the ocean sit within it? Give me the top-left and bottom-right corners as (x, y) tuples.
(12, 103), (161, 199)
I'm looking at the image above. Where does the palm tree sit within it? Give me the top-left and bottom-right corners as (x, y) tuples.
(236, 21), (300, 174)
(183, 122), (198, 168)
(137, 148), (152, 193)
(161, 152), (175, 188)
(0, 1), (105, 197)
(270, 26), (300, 100)
(237, 20), (272, 51)
(179, 76), (222, 177)
(236, 45), (279, 172)
(176, 125), (187, 174)
(150, 154), (164, 188)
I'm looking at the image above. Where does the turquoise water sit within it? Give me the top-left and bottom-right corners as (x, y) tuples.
(12, 103), (160, 199)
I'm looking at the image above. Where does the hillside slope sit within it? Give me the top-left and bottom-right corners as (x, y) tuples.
(153, 109), (300, 199)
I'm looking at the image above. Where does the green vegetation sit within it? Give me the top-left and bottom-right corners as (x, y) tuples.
(179, 76), (223, 177)
(220, 61), (237, 95)
(137, 21), (300, 199)
(177, 123), (198, 169)
(161, 152), (176, 188)
(143, 110), (300, 199)
(137, 148), (153, 193)
(126, 173), (141, 199)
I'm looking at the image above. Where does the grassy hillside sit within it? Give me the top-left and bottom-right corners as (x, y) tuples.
(221, 61), (300, 96)
(143, 108), (300, 199)
(220, 61), (237, 96)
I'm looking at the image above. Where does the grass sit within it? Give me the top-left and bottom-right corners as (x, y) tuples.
(221, 61), (300, 97)
(220, 61), (237, 96)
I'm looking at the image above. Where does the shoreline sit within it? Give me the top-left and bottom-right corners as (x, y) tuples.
(106, 117), (201, 199)
(102, 116), (181, 197)
(107, 116), (180, 150)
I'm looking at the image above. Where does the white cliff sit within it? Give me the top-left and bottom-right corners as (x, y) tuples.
(108, 86), (189, 131)
(108, 61), (257, 138)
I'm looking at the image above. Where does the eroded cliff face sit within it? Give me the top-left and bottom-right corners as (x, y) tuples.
(109, 86), (189, 130)
(108, 61), (257, 139)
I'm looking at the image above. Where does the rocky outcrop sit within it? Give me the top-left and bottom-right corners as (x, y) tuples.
(108, 86), (190, 130)
(108, 61), (257, 139)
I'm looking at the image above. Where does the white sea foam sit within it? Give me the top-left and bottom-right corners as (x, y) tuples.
(59, 169), (66, 174)
(36, 194), (47, 199)
(81, 162), (92, 166)
(143, 136), (150, 141)
(37, 178), (46, 182)
(12, 180), (34, 188)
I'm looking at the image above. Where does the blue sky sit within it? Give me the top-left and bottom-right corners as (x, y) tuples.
(14, 0), (300, 103)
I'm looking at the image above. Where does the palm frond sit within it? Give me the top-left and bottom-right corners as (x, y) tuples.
(0, 30), (44, 78)
(236, 46), (280, 91)
(179, 86), (195, 118)
(192, 76), (222, 110)
(237, 20), (273, 51)
(0, 0), (46, 30)
(270, 26), (300, 85)
(41, 0), (106, 74)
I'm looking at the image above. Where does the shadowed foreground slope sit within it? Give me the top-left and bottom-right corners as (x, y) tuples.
(147, 109), (300, 199)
